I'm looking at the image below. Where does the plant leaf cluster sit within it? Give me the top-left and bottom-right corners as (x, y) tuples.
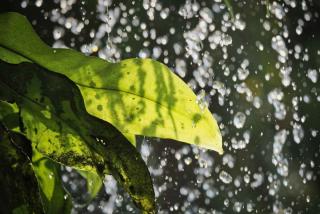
(0, 12), (222, 213)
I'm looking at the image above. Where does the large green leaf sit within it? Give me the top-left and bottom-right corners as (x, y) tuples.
(0, 124), (44, 213)
(0, 100), (73, 213)
(0, 12), (223, 154)
(0, 61), (155, 213)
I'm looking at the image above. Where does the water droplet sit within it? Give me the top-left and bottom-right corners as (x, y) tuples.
(292, 123), (304, 144)
(306, 195), (310, 203)
(184, 157), (192, 165)
(224, 199), (230, 207)
(233, 201), (243, 212)
(307, 69), (318, 83)
(219, 170), (233, 184)
(115, 195), (123, 205)
(233, 112), (246, 129)
(196, 89), (208, 111)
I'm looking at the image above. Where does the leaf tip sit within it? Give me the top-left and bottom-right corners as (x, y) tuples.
(217, 146), (224, 155)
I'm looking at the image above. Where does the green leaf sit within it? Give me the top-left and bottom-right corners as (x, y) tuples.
(0, 100), (73, 213)
(78, 170), (103, 202)
(0, 100), (19, 119)
(0, 60), (155, 213)
(0, 100), (20, 130)
(32, 149), (73, 214)
(0, 124), (44, 213)
(0, 12), (223, 154)
(223, 0), (235, 21)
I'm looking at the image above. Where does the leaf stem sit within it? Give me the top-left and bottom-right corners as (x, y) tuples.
(266, 0), (270, 17)
(223, 0), (235, 21)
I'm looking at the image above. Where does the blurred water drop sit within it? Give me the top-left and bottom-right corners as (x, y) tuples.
(196, 89), (209, 111)
(233, 201), (243, 212)
(233, 112), (246, 129)
(219, 170), (233, 184)
(184, 157), (192, 165)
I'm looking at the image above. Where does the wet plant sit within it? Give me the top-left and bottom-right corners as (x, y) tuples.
(0, 12), (222, 213)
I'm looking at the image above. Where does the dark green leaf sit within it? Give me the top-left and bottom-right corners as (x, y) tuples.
(0, 100), (73, 213)
(0, 124), (43, 213)
(32, 149), (73, 214)
(0, 60), (155, 213)
(0, 101), (20, 130)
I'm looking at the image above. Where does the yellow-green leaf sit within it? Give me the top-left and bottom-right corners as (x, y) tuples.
(78, 170), (103, 202)
(32, 149), (73, 214)
(0, 12), (223, 154)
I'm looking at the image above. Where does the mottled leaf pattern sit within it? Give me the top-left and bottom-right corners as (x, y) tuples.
(0, 12), (223, 154)
(0, 100), (72, 213)
(0, 61), (155, 213)
(0, 12), (224, 214)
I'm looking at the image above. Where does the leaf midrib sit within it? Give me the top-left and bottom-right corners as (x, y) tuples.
(76, 82), (199, 122)
(0, 45), (197, 119)
(0, 44), (213, 135)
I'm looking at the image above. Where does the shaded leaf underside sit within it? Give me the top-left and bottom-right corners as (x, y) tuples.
(0, 125), (44, 214)
(0, 61), (155, 213)
(0, 100), (73, 214)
